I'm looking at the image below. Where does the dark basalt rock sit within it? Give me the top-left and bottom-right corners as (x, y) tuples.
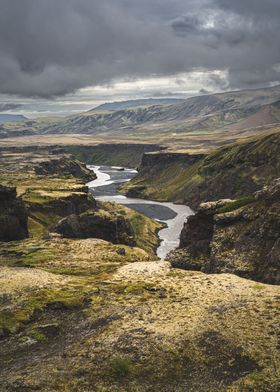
(116, 248), (126, 255)
(140, 151), (205, 170)
(0, 185), (28, 241)
(53, 210), (136, 246)
(168, 180), (280, 284)
(126, 185), (147, 198)
(179, 211), (214, 257)
(34, 157), (96, 182)
(179, 199), (235, 257)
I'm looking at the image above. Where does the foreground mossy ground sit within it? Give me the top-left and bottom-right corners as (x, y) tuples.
(1, 255), (280, 391)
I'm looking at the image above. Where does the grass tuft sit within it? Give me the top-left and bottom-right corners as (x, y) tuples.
(218, 196), (255, 214)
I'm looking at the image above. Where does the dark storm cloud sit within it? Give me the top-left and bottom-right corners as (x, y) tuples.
(0, 0), (279, 97)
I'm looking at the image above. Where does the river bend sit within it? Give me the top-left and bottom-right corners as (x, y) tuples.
(87, 165), (193, 259)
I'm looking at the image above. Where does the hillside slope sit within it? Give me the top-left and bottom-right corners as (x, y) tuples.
(93, 98), (184, 111)
(121, 130), (280, 208)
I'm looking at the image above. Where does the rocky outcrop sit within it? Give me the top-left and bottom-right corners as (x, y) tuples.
(0, 185), (28, 241)
(34, 157), (96, 182)
(168, 180), (280, 284)
(27, 192), (97, 218)
(122, 151), (205, 200)
(53, 209), (136, 246)
(179, 200), (234, 256)
(140, 151), (204, 170)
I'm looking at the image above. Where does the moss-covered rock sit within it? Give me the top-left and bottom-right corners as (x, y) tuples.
(169, 179), (280, 284)
(34, 157), (96, 182)
(53, 201), (163, 255)
(53, 210), (136, 246)
(1, 261), (280, 392)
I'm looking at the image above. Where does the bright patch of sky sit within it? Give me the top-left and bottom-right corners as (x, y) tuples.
(0, 70), (228, 118)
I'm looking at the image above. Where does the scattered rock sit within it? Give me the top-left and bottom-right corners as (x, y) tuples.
(116, 248), (126, 256)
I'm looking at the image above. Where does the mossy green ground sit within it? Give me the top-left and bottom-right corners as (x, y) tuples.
(2, 258), (280, 392)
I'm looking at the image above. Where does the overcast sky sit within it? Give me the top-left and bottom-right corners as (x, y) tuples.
(0, 0), (279, 117)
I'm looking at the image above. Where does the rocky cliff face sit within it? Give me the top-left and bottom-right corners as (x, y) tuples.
(0, 185), (28, 241)
(123, 151), (205, 199)
(140, 151), (204, 169)
(68, 143), (162, 168)
(27, 191), (97, 219)
(168, 179), (280, 284)
(34, 157), (96, 182)
(53, 209), (136, 246)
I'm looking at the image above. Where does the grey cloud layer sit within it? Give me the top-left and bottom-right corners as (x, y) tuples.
(0, 0), (279, 97)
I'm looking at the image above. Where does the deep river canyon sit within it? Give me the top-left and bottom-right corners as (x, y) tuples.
(87, 165), (193, 259)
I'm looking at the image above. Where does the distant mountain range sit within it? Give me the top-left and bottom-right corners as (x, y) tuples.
(40, 85), (280, 139)
(0, 114), (27, 123)
(92, 98), (184, 112)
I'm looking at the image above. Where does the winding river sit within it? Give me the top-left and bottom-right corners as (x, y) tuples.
(87, 165), (193, 259)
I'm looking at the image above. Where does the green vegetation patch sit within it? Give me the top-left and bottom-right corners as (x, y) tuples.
(218, 196), (255, 214)
(109, 357), (135, 380)
(26, 329), (47, 342)
(0, 284), (89, 335)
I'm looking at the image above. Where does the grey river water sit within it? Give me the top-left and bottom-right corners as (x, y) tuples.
(87, 165), (193, 259)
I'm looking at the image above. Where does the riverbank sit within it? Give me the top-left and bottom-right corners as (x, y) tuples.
(87, 165), (193, 259)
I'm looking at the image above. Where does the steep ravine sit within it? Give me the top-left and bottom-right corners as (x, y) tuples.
(87, 165), (193, 259)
